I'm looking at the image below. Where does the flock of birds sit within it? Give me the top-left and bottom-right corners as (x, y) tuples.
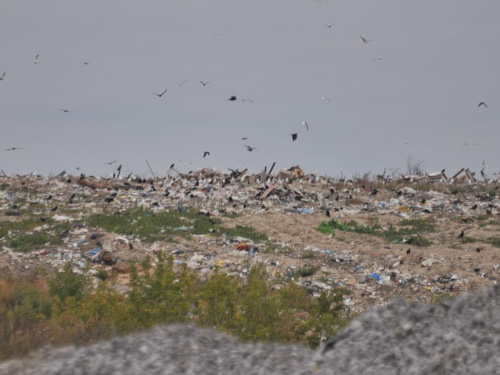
(0, 23), (491, 177)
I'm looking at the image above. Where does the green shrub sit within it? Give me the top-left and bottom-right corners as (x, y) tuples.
(49, 263), (91, 303)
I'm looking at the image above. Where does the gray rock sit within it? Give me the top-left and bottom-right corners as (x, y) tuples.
(0, 325), (315, 375)
(317, 285), (500, 375)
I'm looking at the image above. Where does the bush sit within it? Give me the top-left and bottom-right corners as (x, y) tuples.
(49, 263), (91, 303)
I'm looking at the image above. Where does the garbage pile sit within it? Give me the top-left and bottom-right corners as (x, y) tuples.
(1, 165), (500, 312)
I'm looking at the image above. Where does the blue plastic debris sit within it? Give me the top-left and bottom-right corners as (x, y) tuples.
(87, 248), (100, 256)
(368, 273), (381, 281)
(325, 249), (334, 255)
(300, 208), (312, 214)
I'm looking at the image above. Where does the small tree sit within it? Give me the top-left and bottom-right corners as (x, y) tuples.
(49, 263), (91, 303)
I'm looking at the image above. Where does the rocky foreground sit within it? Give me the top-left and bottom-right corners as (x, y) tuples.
(1, 285), (500, 375)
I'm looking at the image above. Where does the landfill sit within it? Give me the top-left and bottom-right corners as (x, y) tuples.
(1, 165), (500, 313)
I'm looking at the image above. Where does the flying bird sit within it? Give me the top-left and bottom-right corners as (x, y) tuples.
(203, 151), (210, 158)
(179, 79), (192, 87)
(321, 95), (330, 103)
(241, 137), (248, 140)
(153, 89), (167, 97)
(241, 98), (254, 103)
(326, 23), (334, 29)
(34, 54), (41, 64)
(360, 36), (372, 44)
(105, 160), (116, 165)
(291, 133), (298, 141)
(61, 109), (70, 113)
(213, 29), (225, 37)
(82, 61), (90, 65)
(478, 102), (488, 108)
(302, 121), (309, 131)
(228, 96), (237, 101)
(5, 147), (22, 151)
(0, 72), (5, 80)
(199, 81), (210, 87)
(245, 145), (257, 152)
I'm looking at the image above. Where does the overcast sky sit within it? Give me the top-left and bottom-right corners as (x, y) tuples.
(1, 0), (499, 179)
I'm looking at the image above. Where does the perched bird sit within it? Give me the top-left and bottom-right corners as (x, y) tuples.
(476, 247), (482, 253)
(458, 230), (465, 240)
(291, 133), (298, 141)
(34, 54), (41, 64)
(228, 96), (237, 101)
(153, 89), (167, 97)
(104, 197), (114, 204)
(302, 120), (309, 131)
(370, 188), (378, 196)
(203, 151), (210, 158)
(245, 145), (257, 152)
(0, 72), (5, 80)
(471, 204), (478, 210)
(478, 102), (488, 108)
(169, 163), (175, 169)
(360, 36), (372, 44)
(406, 248), (411, 255)
(326, 209), (331, 218)
(199, 81), (209, 87)
(50, 205), (58, 213)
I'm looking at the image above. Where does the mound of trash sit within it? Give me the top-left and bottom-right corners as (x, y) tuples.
(2, 286), (500, 375)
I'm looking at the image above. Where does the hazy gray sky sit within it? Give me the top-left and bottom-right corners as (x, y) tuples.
(1, 0), (499, 178)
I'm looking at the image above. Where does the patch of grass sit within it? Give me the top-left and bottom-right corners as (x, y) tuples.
(8, 232), (62, 253)
(429, 292), (455, 305)
(0, 218), (43, 238)
(262, 240), (291, 254)
(461, 236), (478, 244)
(0, 183), (9, 190)
(220, 225), (268, 243)
(296, 266), (318, 278)
(95, 269), (110, 281)
(299, 251), (316, 260)
(0, 218), (69, 253)
(317, 218), (433, 247)
(485, 237), (500, 248)
(86, 208), (267, 244)
(86, 208), (218, 242)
